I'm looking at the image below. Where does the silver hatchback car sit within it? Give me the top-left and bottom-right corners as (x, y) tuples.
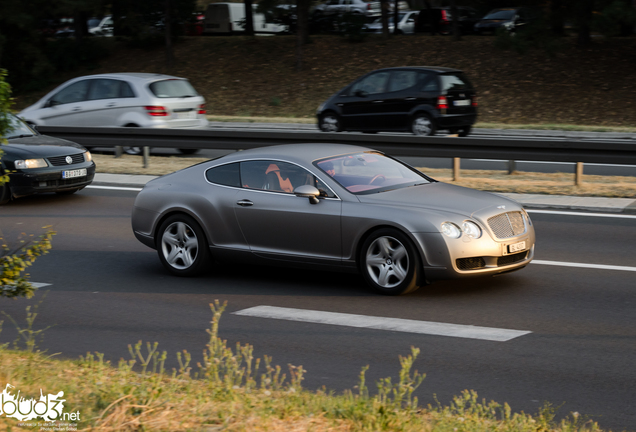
(19, 73), (208, 131)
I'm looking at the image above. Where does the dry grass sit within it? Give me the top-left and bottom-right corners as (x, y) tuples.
(92, 154), (636, 198)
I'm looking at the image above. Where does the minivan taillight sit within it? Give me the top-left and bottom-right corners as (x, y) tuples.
(145, 106), (168, 117)
(198, 104), (206, 115)
(437, 96), (448, 110)
(472, 96), (478, 107)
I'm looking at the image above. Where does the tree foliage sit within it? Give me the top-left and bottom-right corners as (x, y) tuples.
(0, 69), (55, 299)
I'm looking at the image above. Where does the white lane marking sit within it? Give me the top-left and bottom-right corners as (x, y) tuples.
(31, 283), (51, 288)
(233, 306), (531, 342)
(527, 210), (636, 219)
(86, 185), (143, 192)
(531, 260), (636, 272)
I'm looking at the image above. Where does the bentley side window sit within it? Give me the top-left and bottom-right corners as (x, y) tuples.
(206, 162), (241, 187)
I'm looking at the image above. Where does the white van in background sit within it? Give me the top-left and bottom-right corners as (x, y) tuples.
(203, 2), (286, 35)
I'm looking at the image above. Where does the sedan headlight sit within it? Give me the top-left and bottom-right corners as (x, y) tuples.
(441, 222), (462, 239)
(462, 221), (482, 239)
(84, 151), (92, 162)
(15, 158), (48, 169)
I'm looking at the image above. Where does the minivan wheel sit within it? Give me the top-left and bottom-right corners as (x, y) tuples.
(319, 113), (342, 132)
(157, 214), (211, 277)
(458, 126), (471, 137)
(359, 228), (421, 295)
(411, 114), (436, 136)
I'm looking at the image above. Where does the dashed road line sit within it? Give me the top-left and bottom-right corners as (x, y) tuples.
(531, 260), (636, 272)
(233, 306), (531, 342)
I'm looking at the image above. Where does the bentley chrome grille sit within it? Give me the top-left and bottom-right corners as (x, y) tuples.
(487, 211), (526, 239)
(47, 154), (84, 166)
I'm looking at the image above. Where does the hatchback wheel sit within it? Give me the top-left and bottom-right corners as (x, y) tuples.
(411, 114), (436, 136)
(319, 113), (342, 132)
(360, 228), (421, 295)
(157, 214), (211, 276)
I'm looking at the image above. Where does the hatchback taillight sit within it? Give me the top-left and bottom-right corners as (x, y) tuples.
(472, 95), (478, 107)
(441, 10), (450, 23)
(437, 96), (448, 110)
(198, 104), (206, 115)
(145, 106), (168, 117)
(367, 3), (371, 10)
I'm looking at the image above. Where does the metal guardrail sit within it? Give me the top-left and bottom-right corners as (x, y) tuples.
(37, 126), (636, 164)
(37, 126), (636, 185)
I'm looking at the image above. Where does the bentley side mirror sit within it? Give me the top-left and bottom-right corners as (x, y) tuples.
(294, 185), (320, 204)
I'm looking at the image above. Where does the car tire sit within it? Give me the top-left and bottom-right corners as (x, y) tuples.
(156, 214), (211, 277)
(0, 183), (11, 205)
(458, 126), (471, 137)
(359, 228), (421, 295)
(318, 112), (342, 132)
(178, 149), (199, 155)
(411, 113), (436, 136)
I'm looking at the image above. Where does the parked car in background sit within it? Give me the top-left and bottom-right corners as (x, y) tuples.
(317, 66), (477, 136)
(89, 15), (113, 37)
(1, 114), (95, 204)
(414, 6), (479, 35)
(474, 7), (537, 34)
(312, 0), (408, 19)
(18, 73), (208, 154)
(131, 143), (534, 295)
(364, 11), (418, 34)
(203, 3), (286, 35)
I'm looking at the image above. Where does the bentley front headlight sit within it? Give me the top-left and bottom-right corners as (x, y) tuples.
(462, 221), (482, 239)
(15, 158), (48, 169)
(441, 222), (462, 239)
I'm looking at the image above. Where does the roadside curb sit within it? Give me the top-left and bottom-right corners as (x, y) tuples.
(92, 174), (636, 215)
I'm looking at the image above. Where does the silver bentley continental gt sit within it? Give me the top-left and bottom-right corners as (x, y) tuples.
(131, 144), (535, 295)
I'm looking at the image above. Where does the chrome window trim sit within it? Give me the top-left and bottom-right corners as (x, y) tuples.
(204, 158), (342, 201)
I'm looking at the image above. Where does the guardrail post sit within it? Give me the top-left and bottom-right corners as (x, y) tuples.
(142, 146), (150, 168)
(115, 146), (122, 158)
(508, 160), (516, 174)
(453, 157), (461, 181)
(575, 162), (584, 186)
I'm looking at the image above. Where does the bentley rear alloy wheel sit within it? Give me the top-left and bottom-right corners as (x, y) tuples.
(157, 214), (210, 276)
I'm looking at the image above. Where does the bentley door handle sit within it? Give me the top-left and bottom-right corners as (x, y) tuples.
(237, 200), (253, 207)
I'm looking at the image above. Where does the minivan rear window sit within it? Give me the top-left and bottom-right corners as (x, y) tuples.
(149, 80), (198, 98)
(440, 73), (473, 93)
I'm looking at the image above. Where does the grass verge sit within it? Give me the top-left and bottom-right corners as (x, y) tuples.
(92, 154), (636, 198)
(0, 301), (603, 431)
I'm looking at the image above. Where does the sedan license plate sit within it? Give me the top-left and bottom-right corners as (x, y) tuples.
(62, 168), (87, 179)
(507, 240), (526, 254)
(176, 111), (195, 119)
(454, 99), (470, 106)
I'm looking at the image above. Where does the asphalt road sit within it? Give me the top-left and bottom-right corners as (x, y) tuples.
(1, 187), (635, 431)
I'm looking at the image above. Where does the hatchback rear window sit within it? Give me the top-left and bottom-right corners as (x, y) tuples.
(149, 80), (198, 98)
(440, 73), (473, 93)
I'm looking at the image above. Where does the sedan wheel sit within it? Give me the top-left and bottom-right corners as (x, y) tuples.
(0, 183), (11, 205)
(360, 228), (421, 295)
(157, 214), (210, 276)
(319, 113), (342, 132)
(411, 114), (436, 136)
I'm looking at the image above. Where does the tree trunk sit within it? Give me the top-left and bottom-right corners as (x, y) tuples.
(165, 0), (174, 72)
(299, 0), (310, 45)
(450, 0), (460, 41)
(393, 0), (399, 34)
(549, 0), (565, 36)
(575, 0), (593, 46)
(381, 0), (389, 38)
(73, 10), (88, 42)
(244, 0), (255, 36)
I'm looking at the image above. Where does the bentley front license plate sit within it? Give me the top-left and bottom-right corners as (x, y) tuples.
(508, 240), (526, 253)
(62, 168), (87, 179)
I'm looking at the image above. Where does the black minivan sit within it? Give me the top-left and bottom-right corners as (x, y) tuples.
(316, 67), (477, 136)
